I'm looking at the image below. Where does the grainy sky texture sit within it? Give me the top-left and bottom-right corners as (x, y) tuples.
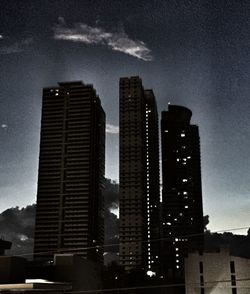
(0, 0), (250, 233)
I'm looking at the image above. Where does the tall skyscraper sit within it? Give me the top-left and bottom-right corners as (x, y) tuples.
(34, 81), (105, 264)
(119, 76), (160, 273)
(161, 105), (204, 278)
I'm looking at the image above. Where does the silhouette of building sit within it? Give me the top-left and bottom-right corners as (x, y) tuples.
(161, 105), (204, 278)
(119, 76), (160, 273)
(27, 254), (102, 292)
(0, 239), (11, 255)
(0, 256), (26, 284)
(34, 81), (105, 264)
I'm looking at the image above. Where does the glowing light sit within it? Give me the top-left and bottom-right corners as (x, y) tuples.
(26, 279), (54, 284)
(147, 270), (156, 277)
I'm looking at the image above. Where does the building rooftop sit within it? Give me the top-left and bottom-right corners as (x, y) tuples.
(162, 105), (192, 125)
(0, 282), (71, 291)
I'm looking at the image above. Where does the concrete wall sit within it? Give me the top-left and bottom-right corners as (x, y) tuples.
(185, 249), (250, 294)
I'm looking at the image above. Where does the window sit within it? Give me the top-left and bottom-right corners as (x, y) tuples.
(199, 261), (203, 274)
(231, 275), (236, 286)
(200, 275), (204, 286)
(230, 261), (235, 273)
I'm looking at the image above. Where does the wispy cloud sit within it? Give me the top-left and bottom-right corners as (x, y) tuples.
(106, 124), (119, 134)
(1, 124), (8, 129)
(53, 17), (153, 61)
(0, 37), (33, 55)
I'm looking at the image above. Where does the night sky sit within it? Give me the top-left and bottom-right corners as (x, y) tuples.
(0, 0), (250, 233)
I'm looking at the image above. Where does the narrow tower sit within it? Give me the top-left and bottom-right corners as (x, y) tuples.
(34, 81), (105, 264)
(161, 105), (204, 278)
(119, 76), (160, 273)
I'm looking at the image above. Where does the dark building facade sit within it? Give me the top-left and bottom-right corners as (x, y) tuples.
(34, 81), (105, 264)
(0, 239), (12, 256)
(161, 105), (204, 278)
(119, 76), (160, 273)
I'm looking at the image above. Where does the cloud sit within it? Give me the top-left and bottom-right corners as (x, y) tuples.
(106, 124), (119, 134)
(0, 205), (35, 259)
(0, 37), (33, 55)
(1, 124), (8, 129)
(0, 180), (119, 259)
(54, 18), (153, 61)
(0, 35), (3, 39)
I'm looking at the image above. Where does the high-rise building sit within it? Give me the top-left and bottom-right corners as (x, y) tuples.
(119, 76), (160, 273)
(34, 81), (105, 264)
(161, 105), (204, 278)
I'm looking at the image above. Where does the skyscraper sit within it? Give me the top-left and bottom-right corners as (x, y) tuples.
(119, 76), (160, 273)
(161, 105), (204, 278)
(34, 81), (105, 264)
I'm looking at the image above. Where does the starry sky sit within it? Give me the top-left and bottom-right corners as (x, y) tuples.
(0, 0), (250, 234)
